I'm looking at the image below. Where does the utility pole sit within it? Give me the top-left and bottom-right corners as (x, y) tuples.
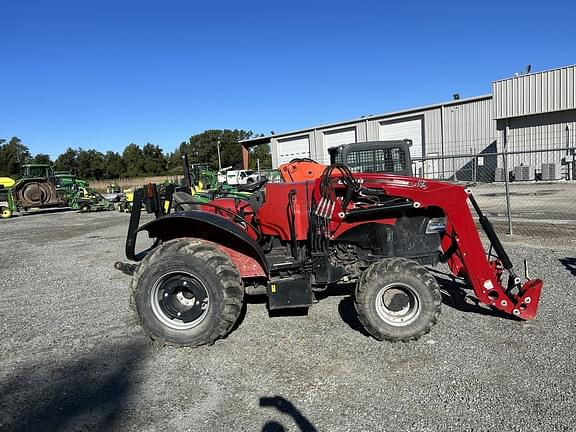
(503, 121), (513, 235)
(217, 137), (222, 170)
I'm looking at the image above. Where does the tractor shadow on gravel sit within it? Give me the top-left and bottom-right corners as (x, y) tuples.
(559, 257), (576, 277)
(246, 294), (311, 318)
(431, 271), (521, 320)
(329, 274), (520, 338)
(313, 284), (372, 337)
(0, 341), (148, 432)
(21, 207), (74, 217)
(337, 296), (372, 337)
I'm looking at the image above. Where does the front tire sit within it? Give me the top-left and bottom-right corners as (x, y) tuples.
(1, 207), (12, 219)
(354, 258), (441, 342)
(131, 239), (244, 347)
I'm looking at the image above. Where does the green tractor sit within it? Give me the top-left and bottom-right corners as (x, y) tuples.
(53, 171), (89, 192)
(7, 164), (68, 215)
(181, 155), (257, 205)
(1, 165), (112, 217)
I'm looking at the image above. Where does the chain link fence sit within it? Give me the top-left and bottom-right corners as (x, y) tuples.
(414, 129), (576, 238)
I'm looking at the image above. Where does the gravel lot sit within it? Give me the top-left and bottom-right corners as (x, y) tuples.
(1, 209), (575, 431)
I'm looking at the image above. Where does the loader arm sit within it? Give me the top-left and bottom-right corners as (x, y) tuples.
(437, 188), (542, 319)
(326, 172), (543, 320)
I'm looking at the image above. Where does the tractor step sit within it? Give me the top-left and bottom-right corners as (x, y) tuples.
(267, 276), (313, 310)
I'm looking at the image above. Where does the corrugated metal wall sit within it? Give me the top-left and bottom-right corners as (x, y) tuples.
(494, 65), (576, 119)
(498, 110), (576, 171)
(269, 97), (495, 176)
(441, 98), (496, 154)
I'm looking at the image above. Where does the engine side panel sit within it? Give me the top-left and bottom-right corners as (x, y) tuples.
(257, 182), (313, 241)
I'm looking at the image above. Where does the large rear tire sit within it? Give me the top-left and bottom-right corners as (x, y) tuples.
(354, 258), (441, 342)
(130, 239), (244, 347)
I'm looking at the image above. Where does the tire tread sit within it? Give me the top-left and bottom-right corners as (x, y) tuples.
(355, 258), (441, 342)
(130, 239), (243, 347)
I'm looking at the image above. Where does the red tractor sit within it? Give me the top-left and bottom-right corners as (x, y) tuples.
(116, 162), (543, 346)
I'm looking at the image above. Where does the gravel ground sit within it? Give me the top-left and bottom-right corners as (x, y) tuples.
(1, 209), (575, 432)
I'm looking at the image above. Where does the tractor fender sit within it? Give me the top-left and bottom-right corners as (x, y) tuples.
(138, 210), (268, 277)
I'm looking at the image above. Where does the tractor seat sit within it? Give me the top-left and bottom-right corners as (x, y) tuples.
(172, 191), (199, 212)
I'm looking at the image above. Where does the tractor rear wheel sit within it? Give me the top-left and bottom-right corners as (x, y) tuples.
(130, 239), (244, 347)
(354, 258), (441, 342)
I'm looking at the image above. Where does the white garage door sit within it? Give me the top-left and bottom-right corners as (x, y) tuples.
(277, 135), (310, 165)
(322, 127), (356, 164)
(379, 118), (423, 159)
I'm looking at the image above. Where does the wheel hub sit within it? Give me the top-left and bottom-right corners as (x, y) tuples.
(383, 289), (410, 313)
(375, 283), (421, 326)
(151, 272), (209, 330)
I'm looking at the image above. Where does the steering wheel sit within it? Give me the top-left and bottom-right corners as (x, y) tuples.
(236, 178), (268, 192)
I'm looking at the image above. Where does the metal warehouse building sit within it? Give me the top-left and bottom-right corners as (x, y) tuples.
(241, 64), (576, 181)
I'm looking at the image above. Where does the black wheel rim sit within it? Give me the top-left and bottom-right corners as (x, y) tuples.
(150, 271), (210, 330)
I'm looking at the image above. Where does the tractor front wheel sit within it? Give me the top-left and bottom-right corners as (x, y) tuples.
(354, 258), (441, 342)
(1, 206), (12, 219)
(130, 239), (244, 347)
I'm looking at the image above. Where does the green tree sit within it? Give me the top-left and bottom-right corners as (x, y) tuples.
(54, 148), (78, 174)
(178, 129), (253, 170)
(142, 143), (167, 175)
(76, 149), (105, 179)
(32, 153), (52, 165)
(103, 151), (125, 179)
(0, 137), (31, 177)
(122, 143), (146, 177)
(249, 144), (272, 170)
(166, 148), (184, 175)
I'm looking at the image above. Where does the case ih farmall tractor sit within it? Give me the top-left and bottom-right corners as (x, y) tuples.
(116, 160), (543, 347)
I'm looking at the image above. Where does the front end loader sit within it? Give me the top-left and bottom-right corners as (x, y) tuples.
(116, 163), (543, 346)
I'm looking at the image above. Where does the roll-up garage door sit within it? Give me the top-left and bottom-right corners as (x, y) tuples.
(378, 118), (423, 159)
(277, 135), (310, 165)
(322, 127), (356, 164)
(379, 118), (424, 177)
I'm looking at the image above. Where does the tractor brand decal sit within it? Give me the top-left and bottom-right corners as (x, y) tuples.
(412, 180), (428, 189)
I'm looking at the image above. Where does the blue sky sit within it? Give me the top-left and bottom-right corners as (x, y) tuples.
(1, 0), (574, 158)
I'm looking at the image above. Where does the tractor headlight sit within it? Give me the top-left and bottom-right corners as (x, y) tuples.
(426, 217), (446, 234)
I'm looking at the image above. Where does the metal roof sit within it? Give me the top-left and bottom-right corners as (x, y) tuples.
(493, 64), (576, 83)
(240, 94), (493, 146)
(493, 65), (576, 119)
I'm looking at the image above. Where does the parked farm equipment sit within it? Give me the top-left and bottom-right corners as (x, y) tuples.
(54, 171), (89, 191)
(116, 158), (543, 347)
(67, 187), (115, 212)
(0, 177), (16, 219)
(10, 164), (68, 212)
(0, 165), (116, 217)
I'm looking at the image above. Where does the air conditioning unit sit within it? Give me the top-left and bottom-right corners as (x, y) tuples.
(514, 165), (535, 181)
(541, 163), (558, 181)
(494, 168), (506, 182)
